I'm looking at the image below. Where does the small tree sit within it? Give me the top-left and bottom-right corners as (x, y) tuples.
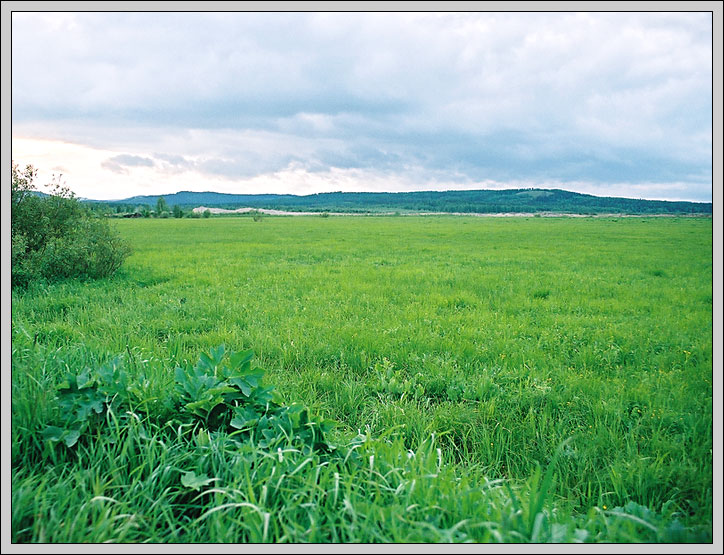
(173, 205), (183, 218)
(156, 196), (168, 216)
(203, 209), (211, 218)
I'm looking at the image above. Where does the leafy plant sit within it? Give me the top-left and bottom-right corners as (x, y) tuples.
(42, 358), (135, 447)
(41, 345), (337, 456)
(181, 470), (217, 491)
(175, 346), (336, 453)
(374, 358), (424, 399)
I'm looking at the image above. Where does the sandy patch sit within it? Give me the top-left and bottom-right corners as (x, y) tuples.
(191, 206), (708, 218)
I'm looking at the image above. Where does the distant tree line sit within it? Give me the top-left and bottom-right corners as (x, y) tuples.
(90, 196), (201, 219)
(92, 188), (712, 216)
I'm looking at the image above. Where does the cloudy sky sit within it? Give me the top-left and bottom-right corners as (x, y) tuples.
(11, 11), (713, 202)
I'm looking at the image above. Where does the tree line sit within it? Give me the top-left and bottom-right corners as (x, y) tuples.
(94, 188), (712, 215)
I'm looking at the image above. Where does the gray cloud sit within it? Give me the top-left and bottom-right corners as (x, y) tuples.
(11, 12), (713, 200)
(101, 153), (155, 173)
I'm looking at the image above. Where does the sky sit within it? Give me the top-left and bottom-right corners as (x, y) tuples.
(10, 10), (714, 202)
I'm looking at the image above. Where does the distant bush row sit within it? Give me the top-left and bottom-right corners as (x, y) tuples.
(11, 163), (131, 288)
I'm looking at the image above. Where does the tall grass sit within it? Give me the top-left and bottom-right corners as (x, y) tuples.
(11, 215), (713, 543)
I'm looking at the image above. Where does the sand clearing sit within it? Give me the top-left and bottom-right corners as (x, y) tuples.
(191, 206), (699, 218)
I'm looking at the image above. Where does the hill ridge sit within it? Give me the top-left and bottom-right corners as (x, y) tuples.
(84, 187), (712, 215)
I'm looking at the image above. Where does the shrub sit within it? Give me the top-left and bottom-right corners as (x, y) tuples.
(203, 209), (211, 218)
(11, 162), (131, 288)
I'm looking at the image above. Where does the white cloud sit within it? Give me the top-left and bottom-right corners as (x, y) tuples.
(11, 136), (711, 203)
(11, 11), (713, 201)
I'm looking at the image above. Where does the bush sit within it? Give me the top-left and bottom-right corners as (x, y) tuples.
(11, 162), (131, 288)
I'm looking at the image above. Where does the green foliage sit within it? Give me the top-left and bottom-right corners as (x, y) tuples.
(41, 358), (136, 447)
(20, 344), (709, 543)
(180, 470), (217, 491)
(11, 162), (130, 288)
(203, 209), (211, 218)
(174, 346), (335, 453)
(41, 345), (336, 456)
(156, 196), (168, 215)
(11, 216), (712, 543)
(173, 205), (183, 218)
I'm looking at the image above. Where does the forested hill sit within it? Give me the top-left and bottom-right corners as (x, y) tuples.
(92, 188), (712, 215)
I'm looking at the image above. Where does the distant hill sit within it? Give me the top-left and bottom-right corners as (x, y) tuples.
(86, 188), (712, 215)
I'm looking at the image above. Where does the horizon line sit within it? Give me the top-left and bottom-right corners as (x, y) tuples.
(80, 186), (714, 205)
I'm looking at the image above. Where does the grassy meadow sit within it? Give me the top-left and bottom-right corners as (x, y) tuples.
(11, 215), (713, 543)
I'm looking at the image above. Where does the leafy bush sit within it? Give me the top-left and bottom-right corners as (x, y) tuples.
(174, 345), (336, 453)
(43, 345), (337, 455)
(41, 357), (135, 447)
(11, 162), (130, 287)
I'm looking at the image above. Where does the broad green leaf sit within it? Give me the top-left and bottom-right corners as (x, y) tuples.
(207, 384), (236, 397)
(76, 368), (93, 389)
(229, 377), (252, 397)
(41, 426), (65, 442)
(63, 429), (81, 447)
(197, 352), (215, 372)
(271, 389), (284, 405)
(42, 426), (82, 448)
(186, 397), (224, 416)
(230, 406), (259, 430)
(229, 349), (254, 371)
(174, 366), (187, 383)
(181, 471), (217, 491)
(250, 385), (274, 406)
(210, 344), (225, 365)
(245, 372), (263, 388)
(319, 419), (337, 433)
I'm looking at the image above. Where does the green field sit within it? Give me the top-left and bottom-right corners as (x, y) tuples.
(11, 215), (713, 543)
